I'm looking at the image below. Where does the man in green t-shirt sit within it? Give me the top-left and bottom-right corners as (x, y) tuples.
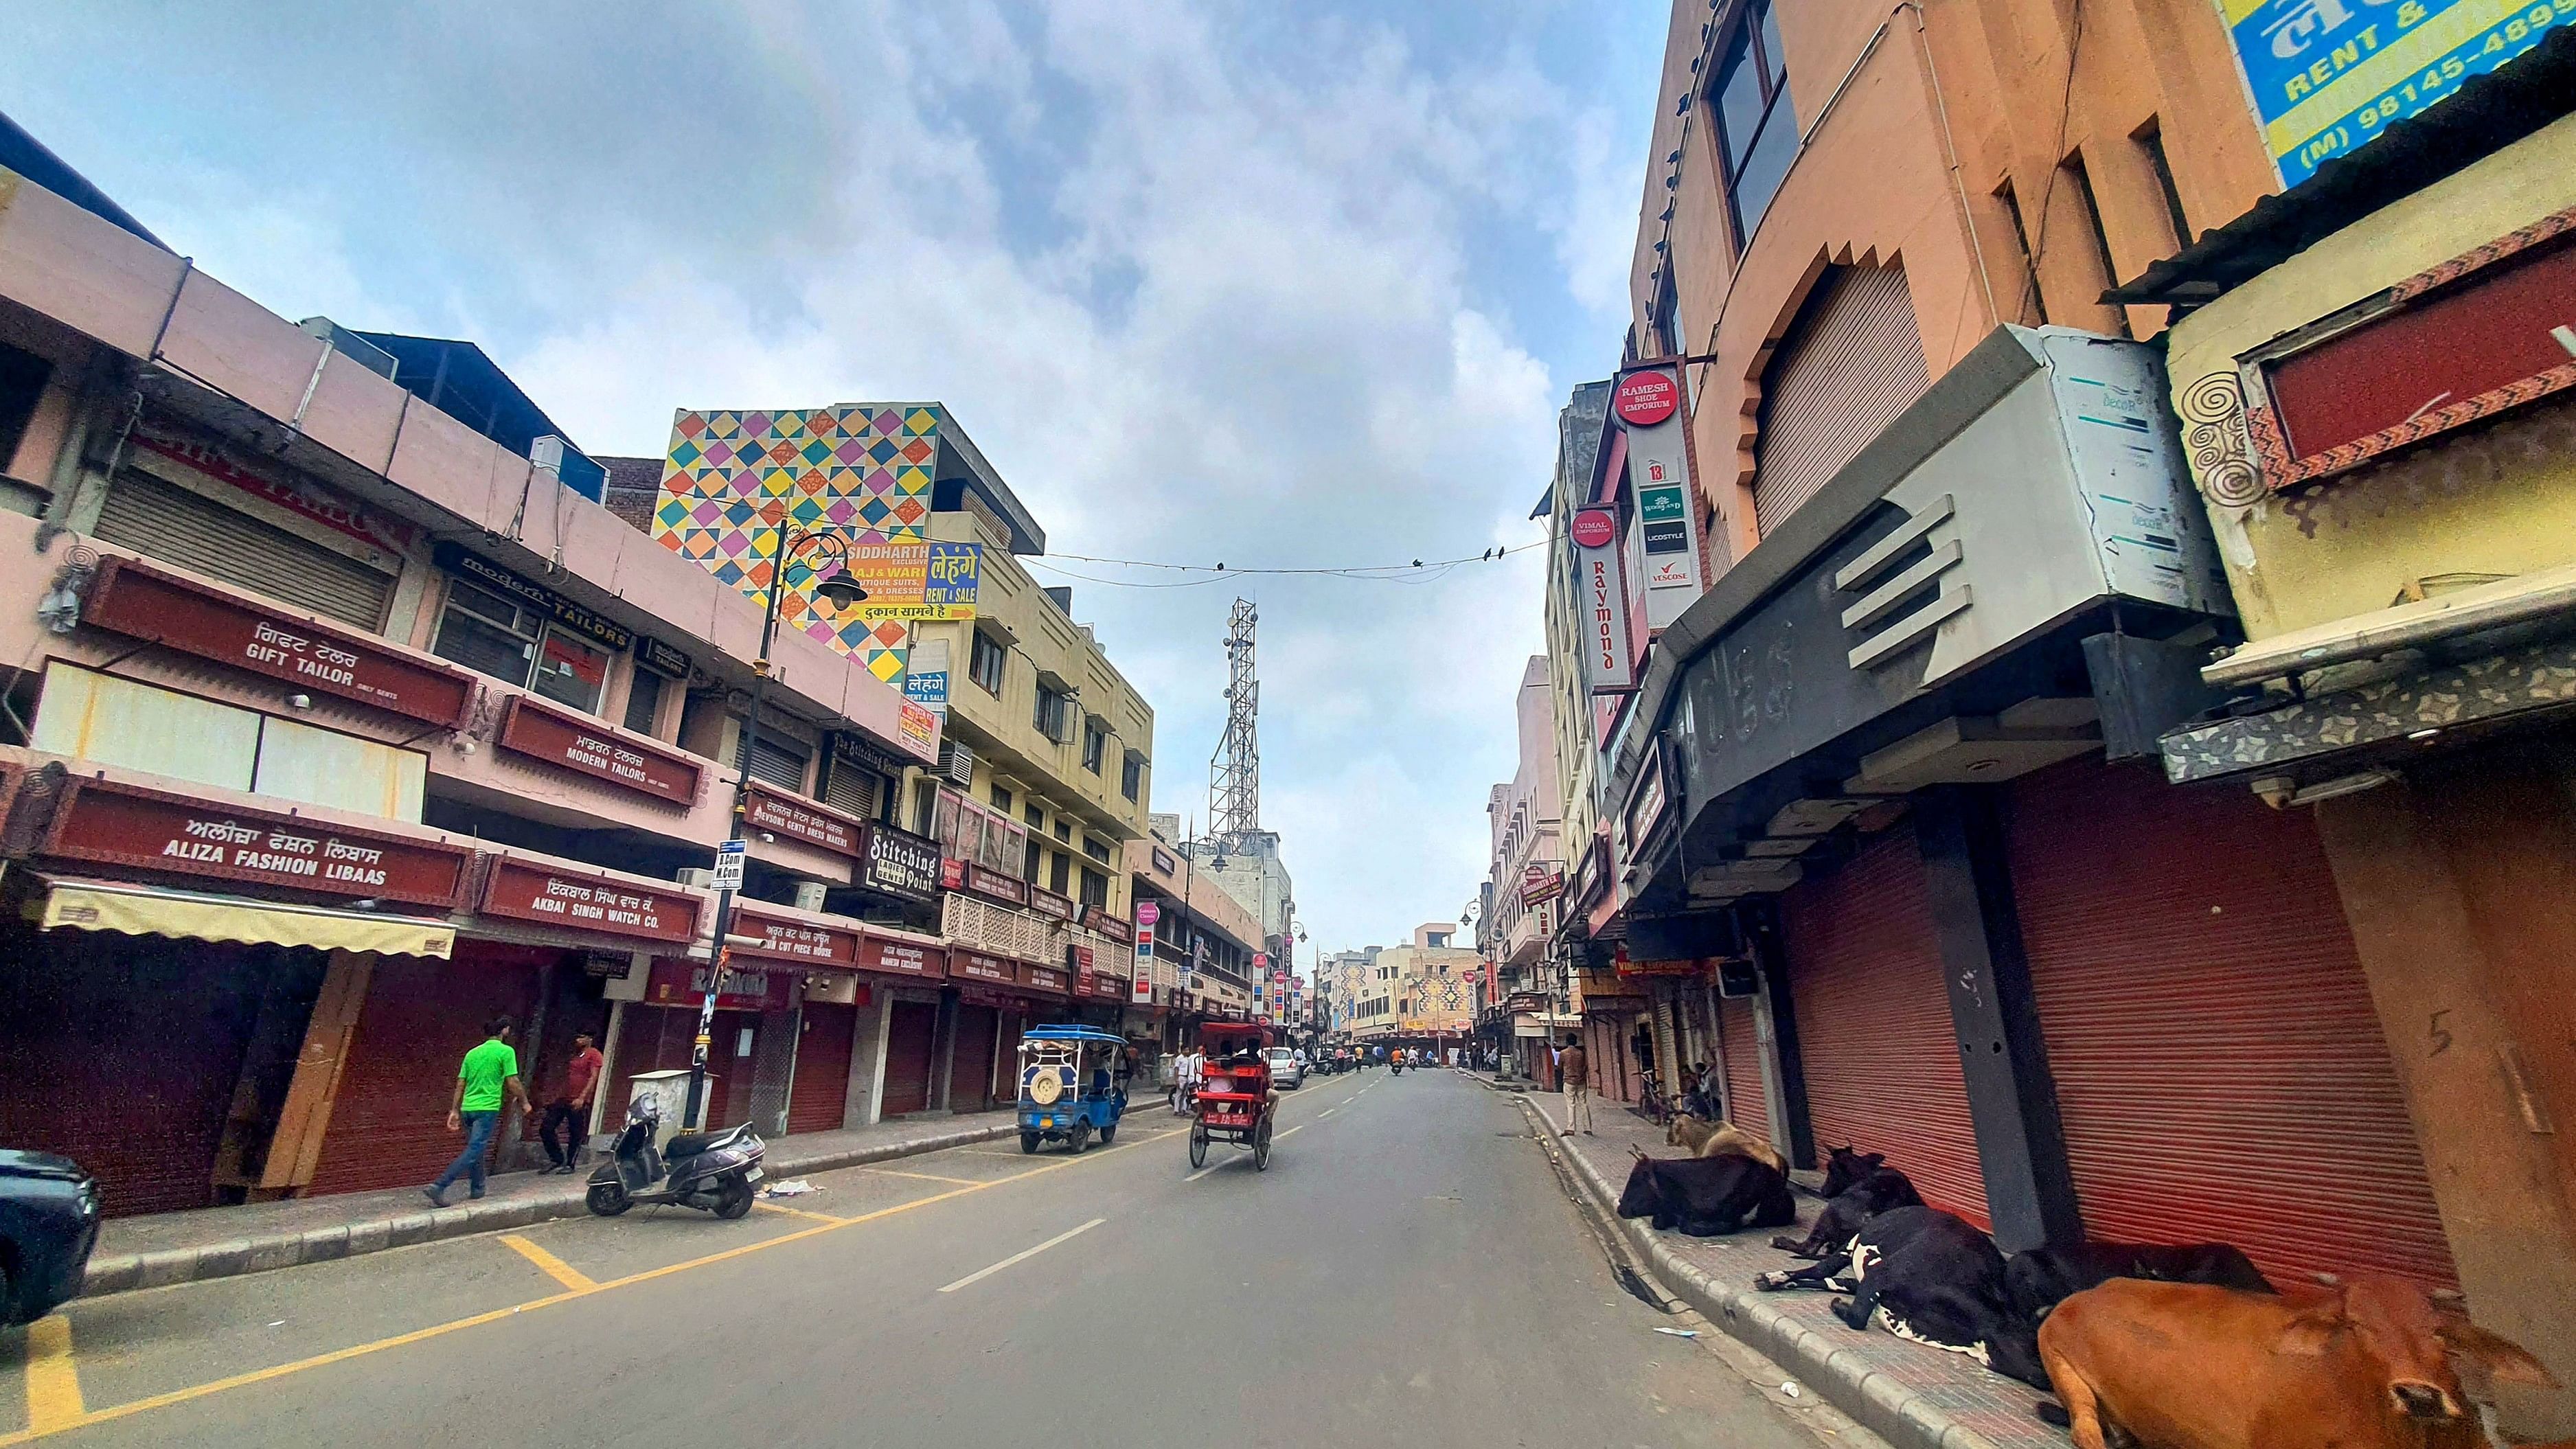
(426, 1015), (534, 1207)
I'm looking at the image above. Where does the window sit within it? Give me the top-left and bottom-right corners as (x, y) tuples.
(2062, 152), (2131, 338)
(1022, 802), (1046, 880)
(970, 630), (1007, 696)
(431, 580), (607, 714)
(1082, 721), (1107, 774)
(1079, 867), (1108, 911)
(1996, 179), (2049, 325)
(1053, 819), (1073, 845)
(1121, 752), (1145, 802)
(1710, 0), (1795, 249)
(1082, 833), (1111, 865)
(622, 668), (664, 736)
(1034, 686), (1071, 744)
(1049, 854), (1071, 895)
(2134, 119), (2193, 252)
(990, 782), (1014, 814)
(0, 341), (53, 470)
(1650, 267), (1681, 358)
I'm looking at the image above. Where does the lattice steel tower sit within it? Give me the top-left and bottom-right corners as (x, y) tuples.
(1209, 598), (1261, 849)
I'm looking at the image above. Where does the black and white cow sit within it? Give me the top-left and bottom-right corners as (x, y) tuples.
(1754, 1205), (2050, 1387)
(1769, 1145), (1923, 1259)
(2003, 1239), (2275, 1324)
(1615, 1148), (1799, 1237)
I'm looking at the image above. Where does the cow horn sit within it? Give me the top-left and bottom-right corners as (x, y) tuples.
(2428, 1288), (2466, 1307)
(2313, 1273), (2343, 1288)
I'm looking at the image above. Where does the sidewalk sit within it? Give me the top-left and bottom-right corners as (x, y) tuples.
(1474, 1071), (2058, 1449)
(81, 1110), (1021, 1299)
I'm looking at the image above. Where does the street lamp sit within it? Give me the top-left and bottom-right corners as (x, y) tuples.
(685, 521), (868, 1130)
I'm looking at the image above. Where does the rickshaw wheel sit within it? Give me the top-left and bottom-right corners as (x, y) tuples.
(1020, 1130), (1041, 1154)
(1253, 1115), (1273, 1172)
(1068, 1120), (1091, 1154)
(1099, 1121), (1117, 1145)
(1187, 1120), (1209, 1169)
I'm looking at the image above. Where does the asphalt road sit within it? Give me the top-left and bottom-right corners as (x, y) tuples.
(5, 1069), (1834, 1449)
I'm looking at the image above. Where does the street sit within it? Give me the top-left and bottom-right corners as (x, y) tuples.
(6, 1073), (1828, 1449)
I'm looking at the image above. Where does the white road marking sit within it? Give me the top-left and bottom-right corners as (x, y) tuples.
(1279, 1125), (1304, 1138)
(937, 1218), (1107, 1294)
(1185, 1165), (1219, 1183)
(1319, 1108), (1336, 1118)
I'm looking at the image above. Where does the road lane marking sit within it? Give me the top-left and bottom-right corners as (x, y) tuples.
(1185, 1165), (1218, 1182)
(753, 1201), (850, 1225)
(936, 1218), (1106, 1294)
(498, 1235), (597, 1292)
(864, 1167), (985, 1186)
(0, 1125), (1189, 1447)
(1279, 1126), (1305, 1138)
(1319, 1108), (1336, 1118)
(23, 1315), (82, 1433)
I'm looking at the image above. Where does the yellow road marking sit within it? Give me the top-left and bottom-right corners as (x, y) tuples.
(0, 1123), (1187, 1446)
(497, 1235), (596, 1292)
(23, 1315), (82, 1433)
(863, 1167), (985, 1186)
(753, 1200), (849, 1225)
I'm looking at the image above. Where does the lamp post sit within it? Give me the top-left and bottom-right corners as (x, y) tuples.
(685, 519), (867, 1131)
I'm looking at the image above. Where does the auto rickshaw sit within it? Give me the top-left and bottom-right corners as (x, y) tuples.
(1188, 1021), (1277, 1172)
(1016, 1025), (1130, 1154)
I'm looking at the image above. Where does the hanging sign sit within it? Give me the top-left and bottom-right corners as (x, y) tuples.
(1615, 366), (1707, 624)
(433, 541), (632, 651)
(1573, 509), (1639, 696)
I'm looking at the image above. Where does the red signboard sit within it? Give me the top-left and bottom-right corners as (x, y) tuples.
(948, 949), (1024, 986)
(741, 781), (865, 856)
(854, 933), (945, 980)
(1025, 962), (1071, 996)
(41, 777), (470, 907)
(1570, 507), (1618, 550)
(82, 558), (476, 727)
(1071, 944), (1097, 999)
(1614, 368), (1680, 427)
(478, 858), (701, 943)
(1027, 886), (1078, 922)
(728, 904), (862, 967)
(961, 863), (1030, 907)
(498, 696), (703, 807)
(644, 957), (788, 1013)
(1083, 908), (1132, 944)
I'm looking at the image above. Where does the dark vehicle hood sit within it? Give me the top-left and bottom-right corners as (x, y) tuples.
(0, 1150), (92, 1186)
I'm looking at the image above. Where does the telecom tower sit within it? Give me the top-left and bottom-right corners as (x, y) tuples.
(1209, 598), (1260, 851)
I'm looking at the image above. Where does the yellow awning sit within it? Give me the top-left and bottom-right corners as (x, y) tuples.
(39, 878), (454, 958)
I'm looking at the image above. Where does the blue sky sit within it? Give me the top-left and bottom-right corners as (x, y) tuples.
(2, 1), (1667, 955)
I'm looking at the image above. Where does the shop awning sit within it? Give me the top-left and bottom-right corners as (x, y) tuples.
(39, 877), (455, 958)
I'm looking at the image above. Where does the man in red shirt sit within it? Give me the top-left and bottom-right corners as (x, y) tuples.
(539, 1031), (604, 1174)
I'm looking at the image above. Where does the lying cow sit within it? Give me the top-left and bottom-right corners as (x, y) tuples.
(1664, 1114), (1789, 1174)
(1770, 1145), (1922, 1259)
(2036, 1275), (2555, 1449)
(2006, 1239), (2273, 1324)
(1755, 1205), (2049, 1387)
(1615, 1146), (1797, 1237)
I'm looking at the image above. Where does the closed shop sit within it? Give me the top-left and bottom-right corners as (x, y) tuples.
(786, 1000), (858, 1136)
(606, 1001), (764, 1134)
(997, 1009), (1029, 1101)
(950, 1004), (999, 1112)
(94, 466), (398, 630)
(1749, 264), (1930, 535)
(880, 1001), (939, 1117)
(1716, 994), (1768, 1144)
(2007, 757), (2457, 1288)
(1783, 826), (1988, 1225)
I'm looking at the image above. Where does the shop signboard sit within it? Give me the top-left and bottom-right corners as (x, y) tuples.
(634, 635), (692, 680)
(950, 950), (1023, 986)
(1083, 908), (1132, 944)
(962, 862), (1030, 908)
(433, 542), (632, 651)
(1069, 943), (1096, 998)
(1615, 365), (1707, 625)
(1571, 508), (1639, 696)
(860, 823), (944, 902)
(840, 541), (983, 622)
(498, 696), (705, 806)
(82, 558), (477, 727)
(41, 776), (472, 907)
(742, 781), (865, 857)
(728, 905), (862, 967)
(646, 957), (787, 1012)
(479, 858), (702, 943)
(1130, 971), (1153, 1005)
(1026, 961), (1072, 996)
(1029, 887), (1078, 923)
(854, 933), (944, 980)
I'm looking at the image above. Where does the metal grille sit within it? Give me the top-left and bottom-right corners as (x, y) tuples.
(2007, 757), (2459, 1288)
(786, 1002), (856, 1135)
(1751, 266), (1930, 536)
(823, 759), (882, 820)
(1782, 825), (1990, 1227)
(1718, 995), (1768, 1143)
(94, 470), (394, 630)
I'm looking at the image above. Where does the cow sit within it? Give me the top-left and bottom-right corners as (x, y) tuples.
(2005, 1240), (2274, 1325)
(1754, 1205), (2050, 1387)
(1770, 1145), (1922, 1259)
(1614, 1147), (1798, 1237)
(2035, 1275), (2557, 1449)
(1664, 1114), (1790, 1174)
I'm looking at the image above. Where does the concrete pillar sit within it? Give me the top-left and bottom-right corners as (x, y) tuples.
(1740, 900), (1815, 1170)
(844, 988), (892, 1128)
(931, 988), (960, 1113)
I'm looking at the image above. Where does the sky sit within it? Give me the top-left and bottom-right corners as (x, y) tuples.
(1, 1), (1667, 957)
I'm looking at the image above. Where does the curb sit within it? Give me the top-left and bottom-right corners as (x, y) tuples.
(1523, 1099), (2009, 1449)
(81, 1119), (1020, 1299)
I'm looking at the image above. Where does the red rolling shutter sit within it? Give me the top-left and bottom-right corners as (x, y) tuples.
(2006, 758), (2457, 1288)
(881, 1002), (938, 1117)
(1783, 827), (1990, 1226)
(305, 942), (544, 1196)
(997, 1011), (1027, 1104)
(950, 1005), (999, 1113)
(786, 1002), (856, 1136)
(1717, 995), (1769, 1144)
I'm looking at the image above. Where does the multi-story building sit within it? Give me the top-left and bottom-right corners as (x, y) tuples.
(1180, 828), (1295, 969)
(1125, 821), (1264, 1058)
(1347, 925), (1480, 1047)
(1480, 656), (1568, 1080)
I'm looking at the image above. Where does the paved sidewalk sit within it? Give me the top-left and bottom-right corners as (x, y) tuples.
(1481, 1073), (2058, 1449)
(81, 1110), (1021, 1299)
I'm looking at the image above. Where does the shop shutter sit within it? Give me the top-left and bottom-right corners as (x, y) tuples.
(786, 1002), (858, 1134)
(599, 1002), (760, 1130)
(1717, 996), (1769, 1143)
(1783, 827), (1990, 1226)
(733, 730), (810, 792)
(1751, 266), (1930, 536)
(881, 1001), (939, 1116)
(2007, 758), (2458, 1288)
(94, 470), (395, 630)
(823, 760), (884, 821)
(304, 944), (543, 1196)
(998, 1011), (1028, 1104)
(950, 1005), (999, 1112)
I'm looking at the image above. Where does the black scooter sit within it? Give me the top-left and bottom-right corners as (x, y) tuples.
(586, 1098), (766, 1220)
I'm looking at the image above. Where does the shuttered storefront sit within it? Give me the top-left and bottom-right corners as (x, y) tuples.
(2007, 758), (2457, 1288)
(94, 469), (396, 630)
(950, 1005), (999, 1112)
(305, 943), (545, 1197)
(786, 1001), (857, 1135)
(998, 1009), (1029, 1103)
(1750, 265), (1930, 535)
(880, 1001), (939, 1117)
(1783, 826), (1990, 1226)
(1716, 994), (1769, 1143)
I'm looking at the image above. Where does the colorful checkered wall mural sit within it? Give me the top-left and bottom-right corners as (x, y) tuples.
(650, 403), (942, 682)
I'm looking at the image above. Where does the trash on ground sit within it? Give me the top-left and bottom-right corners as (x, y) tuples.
(760, 1179), (818, 1197)
(266, 1320), (285, 1327)
(1780, 1382), (1802, 1398)
(1653, 1327), (1698, 1338)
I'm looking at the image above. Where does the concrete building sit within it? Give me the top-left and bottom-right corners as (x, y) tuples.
(1478, 656), (1569, 1079)
(1348, 924), (1480, 1046)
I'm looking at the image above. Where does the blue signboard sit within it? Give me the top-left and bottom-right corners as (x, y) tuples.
(904, 669), (949, 713)
(2219, 0), (2568, 187)
(924, 542), (980, 607)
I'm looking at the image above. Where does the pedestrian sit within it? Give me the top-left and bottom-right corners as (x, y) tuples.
(537, 1029), (603, 1174)
(1559, 1034), (1593, 1136)
(428, 1014), (533, 1207)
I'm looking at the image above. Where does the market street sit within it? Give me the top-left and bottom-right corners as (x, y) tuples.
(3, 1073), (1832, 1449)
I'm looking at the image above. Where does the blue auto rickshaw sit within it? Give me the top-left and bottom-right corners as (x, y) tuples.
(1016, 1025), (1130, 1154)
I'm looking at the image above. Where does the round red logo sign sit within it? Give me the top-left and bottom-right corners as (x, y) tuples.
(1570, 508), (1619, 550)
(1615, 369), (1679, 427)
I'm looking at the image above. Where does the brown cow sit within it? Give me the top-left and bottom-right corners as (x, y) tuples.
(1663, 1114), (1789, 1174)
(2037, 1276), (2555, 1449)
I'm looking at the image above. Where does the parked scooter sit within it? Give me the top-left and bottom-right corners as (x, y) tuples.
(586, 1097), (766, 1220)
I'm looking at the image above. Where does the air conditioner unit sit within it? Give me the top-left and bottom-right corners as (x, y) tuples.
(676, 868), (715, 889)
(939, 740), (976, 786)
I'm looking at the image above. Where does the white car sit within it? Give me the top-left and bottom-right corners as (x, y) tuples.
(1264, 1047), (1306, 1089)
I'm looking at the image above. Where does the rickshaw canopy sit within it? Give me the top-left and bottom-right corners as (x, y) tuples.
(1020, 1025), (1128, 1046)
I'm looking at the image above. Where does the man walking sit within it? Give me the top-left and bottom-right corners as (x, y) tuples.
(538, 1029), (603, 1174)
(427, 1015), (533, 1207)
(1559, 1034), (1593, 1136)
